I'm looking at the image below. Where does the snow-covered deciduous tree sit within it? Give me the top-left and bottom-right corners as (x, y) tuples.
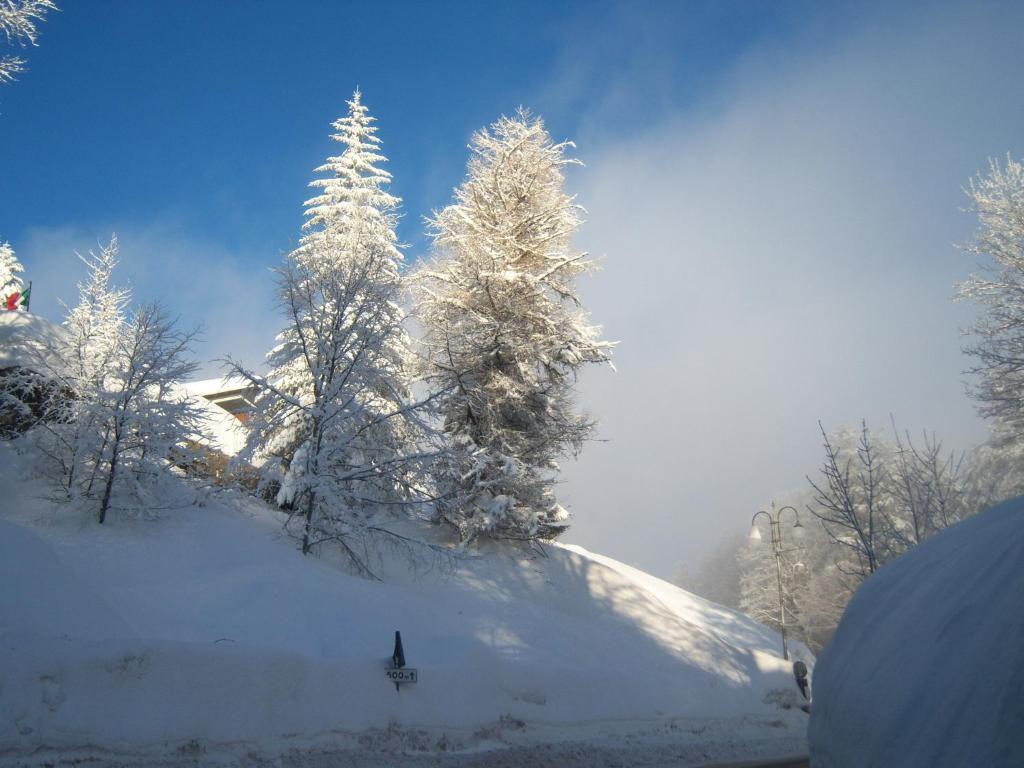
(25, 236), (204, 523)
(886, 421), (969, 550)
(808, 420), (971, 583)
(0, 0), (56, 84)
(89, 303), (203, 523)
(229, 91), (437, 570)
(414, 109), (613, 543)
(0, 240), (23, 294)
(959, 155), (1024, 443)
(807, 422), (888, 581)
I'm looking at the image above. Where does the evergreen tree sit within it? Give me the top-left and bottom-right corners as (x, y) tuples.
(230, 90), (432, 565)
(0, 240), (23, 295)
(414, 109), (613, 542)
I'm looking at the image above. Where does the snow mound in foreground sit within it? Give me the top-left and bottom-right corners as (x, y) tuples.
(0, 448), (808, 764)
(808, 498), (1024, 767)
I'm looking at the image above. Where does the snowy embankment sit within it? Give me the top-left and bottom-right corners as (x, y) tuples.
(808, 498), (1024, 767)
(0, 447), (809, 767)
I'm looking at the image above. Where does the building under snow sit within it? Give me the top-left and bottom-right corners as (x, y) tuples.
(177, 377), (258, 457)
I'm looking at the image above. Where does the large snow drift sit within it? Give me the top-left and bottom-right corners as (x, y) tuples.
(808, 498), (1024, 767)
(0, 447), (809, 765)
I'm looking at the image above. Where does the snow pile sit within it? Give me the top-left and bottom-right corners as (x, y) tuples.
(0, 447), (809, 765)
(808, 498), (1024, 767)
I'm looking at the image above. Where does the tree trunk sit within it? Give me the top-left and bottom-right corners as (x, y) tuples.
(98, 430), (120, 525)
(302, 491), (315, 554)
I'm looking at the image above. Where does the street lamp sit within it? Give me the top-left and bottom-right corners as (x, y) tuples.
(749, 503), (803, 661)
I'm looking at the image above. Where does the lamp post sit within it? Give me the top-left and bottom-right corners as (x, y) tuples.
(749, 503), (803, 661)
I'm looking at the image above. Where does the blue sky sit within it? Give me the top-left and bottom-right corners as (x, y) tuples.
(3, 1), (1024, 577)
(1, 0), (801, 258)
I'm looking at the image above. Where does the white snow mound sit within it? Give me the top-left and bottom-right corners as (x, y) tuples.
(808, 497), (1024, 767)
(0, 447), (809, 764)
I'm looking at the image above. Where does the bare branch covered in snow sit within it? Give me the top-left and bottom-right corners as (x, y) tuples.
(0, 0), (57, 84)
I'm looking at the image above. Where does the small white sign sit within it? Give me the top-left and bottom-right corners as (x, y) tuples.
(386, 668), (418, 684)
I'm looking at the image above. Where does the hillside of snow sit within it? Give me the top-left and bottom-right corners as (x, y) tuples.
(0, 446), (809, 767)
(808, 498), (1024, 767)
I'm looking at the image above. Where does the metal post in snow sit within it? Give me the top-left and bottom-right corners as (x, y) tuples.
(750, 504), (803, 661)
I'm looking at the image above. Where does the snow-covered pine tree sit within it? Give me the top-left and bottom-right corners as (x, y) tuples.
(229, 90), (433, 567)
(414, 109), (613, 543)
(0, 240), (23, 295)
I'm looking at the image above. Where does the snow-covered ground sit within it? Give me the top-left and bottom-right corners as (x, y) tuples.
(0, 446), (810, 767)
(808, 497), (1024, 767)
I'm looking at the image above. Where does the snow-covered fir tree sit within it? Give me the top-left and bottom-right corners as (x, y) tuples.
(26, 236), (203, 522)
(0, 240), (23, 295)
(229, 90), (434, 567)
(414, 109), (613, 542)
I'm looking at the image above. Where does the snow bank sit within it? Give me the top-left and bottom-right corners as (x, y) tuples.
(0, 447), (808, 765)
(808, 498), (1024, 767)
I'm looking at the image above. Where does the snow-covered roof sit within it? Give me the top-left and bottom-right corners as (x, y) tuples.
(0, 311), (67, 371)
(177, 375), (254, 399)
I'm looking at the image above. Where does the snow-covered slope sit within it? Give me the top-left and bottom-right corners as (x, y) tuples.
(808, 498), (1024, 767)
(0, 447), (809, 766)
